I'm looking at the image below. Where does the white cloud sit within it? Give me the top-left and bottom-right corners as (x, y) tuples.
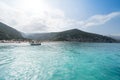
(0, 0), (81, 33)
(79, 12), (120, 27)
(0, 1), (120, 33)
(0, 1), (66, 32)
(0, 1), (29, 28)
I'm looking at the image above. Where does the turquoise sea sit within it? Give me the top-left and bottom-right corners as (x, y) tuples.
(0, 42), (120, 80)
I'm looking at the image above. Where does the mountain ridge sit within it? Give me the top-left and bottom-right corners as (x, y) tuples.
(0, 22), (118, 43)
(0, 22), (24, 40)
(24, 29), (117, 43)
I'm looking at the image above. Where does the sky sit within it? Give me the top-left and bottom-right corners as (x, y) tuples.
(0, 0), (120, 35)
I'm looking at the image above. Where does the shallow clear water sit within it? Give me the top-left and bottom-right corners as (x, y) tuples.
(0, 42), (120, 80)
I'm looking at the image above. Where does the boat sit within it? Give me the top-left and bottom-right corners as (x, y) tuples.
(30, 41), (41, 46)
(30, 43), (41, 45)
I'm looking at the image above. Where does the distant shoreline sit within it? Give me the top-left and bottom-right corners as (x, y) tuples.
(0, 40), (119, 43)
(0, 40), (29, 43)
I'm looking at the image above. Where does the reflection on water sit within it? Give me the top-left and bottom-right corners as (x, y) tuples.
(0, 42), (120, 80)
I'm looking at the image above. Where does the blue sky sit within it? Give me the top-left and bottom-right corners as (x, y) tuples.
(48, 0), (120, 19)
(0, 0), (120, 35)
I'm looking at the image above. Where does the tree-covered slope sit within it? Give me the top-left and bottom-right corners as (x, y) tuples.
(0, 22), (23, 40)
(24, 29), (117, 43)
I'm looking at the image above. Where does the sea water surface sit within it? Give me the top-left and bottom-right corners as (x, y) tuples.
(0, 42), (120, 80)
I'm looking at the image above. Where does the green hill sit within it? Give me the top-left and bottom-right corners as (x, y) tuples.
(0, 22), (23, 40)
(25, 29), (117, 43)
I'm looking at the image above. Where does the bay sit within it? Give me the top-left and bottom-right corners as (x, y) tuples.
(0, 42), (120, 80)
